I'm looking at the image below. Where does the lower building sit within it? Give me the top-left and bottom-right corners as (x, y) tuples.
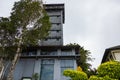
(101, 45), (120, 63)
(5, 46), (80, 80)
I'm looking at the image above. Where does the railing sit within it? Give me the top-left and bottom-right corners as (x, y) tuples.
(20, 54), (80, 59)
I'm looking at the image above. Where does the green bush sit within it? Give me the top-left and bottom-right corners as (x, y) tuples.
(63, 69), (88, 80)
(97, 61), (120, 79)
(89, 75), (118, 80)
(89, 75), (103, 80)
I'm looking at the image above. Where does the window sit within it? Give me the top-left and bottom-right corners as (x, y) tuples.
(56, 30), (59, 32)
(57, 23), (60, 25)
(29, 51), (36, 56)
(56, 38), (59, 41)
(22, 51), (36, 56)
(41, 51), (57, 55)
(40, 59), (54, 80)
(57, 15), (60, 17)
(61, 51), (73, 55)
(49, 16), (61, 23)
(113, 52), (120, 61)
(60, 60), (74, 80)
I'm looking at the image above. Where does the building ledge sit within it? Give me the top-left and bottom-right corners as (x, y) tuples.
(20, 55), (80, 59)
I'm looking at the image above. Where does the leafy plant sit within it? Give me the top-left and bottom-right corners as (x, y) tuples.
(89, 75), (118, 80)
(32, 73), (39, 80)
(63, 69), (88, 80)
(66, 43), (93, 73)
(97, 61), (120, 79)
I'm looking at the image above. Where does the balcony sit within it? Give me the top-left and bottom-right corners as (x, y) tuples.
(20, 52), (80, 59)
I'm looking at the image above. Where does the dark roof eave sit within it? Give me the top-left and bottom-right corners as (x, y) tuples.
(101, 46), (120, 63)
(101, 49), (109, 63)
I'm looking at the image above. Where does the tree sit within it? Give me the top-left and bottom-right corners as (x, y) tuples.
(0, 0), (51, 80)
(0, 17), (17, 79)
(66, 43), (93, 73)
(78, 46), (92, 72)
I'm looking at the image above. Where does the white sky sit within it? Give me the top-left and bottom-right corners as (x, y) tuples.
(1, 0), (120, 68)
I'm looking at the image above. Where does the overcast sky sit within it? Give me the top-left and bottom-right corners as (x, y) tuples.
(1, 0), (120, 68)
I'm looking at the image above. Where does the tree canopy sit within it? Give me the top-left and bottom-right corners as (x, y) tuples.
(66, 43), (93, 72)
(0, 0), (51, 80)
(97, 61), (120, 79)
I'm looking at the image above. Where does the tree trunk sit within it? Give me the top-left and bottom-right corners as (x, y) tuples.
(7, 39), (22, 80)
(0, 58), (4, 79)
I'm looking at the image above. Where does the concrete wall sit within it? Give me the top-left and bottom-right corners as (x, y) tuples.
(14, 59), (35, 80)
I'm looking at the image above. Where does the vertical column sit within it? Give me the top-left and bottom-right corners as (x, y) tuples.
(37, 49), (41, 56)
(60, 10), (63, 45)
(54, 59), (60, 80)
(34, 60), (41, 74)
(34, 50), (41, 79)
(54, 49), (61, 80)
(74, 60), (77, 69)
(58, 49), (61, 55)
(72, 49), (75, 55)
(72, 49), (77, 69)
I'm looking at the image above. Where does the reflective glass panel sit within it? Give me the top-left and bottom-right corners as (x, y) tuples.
(40, 60), (54, 80)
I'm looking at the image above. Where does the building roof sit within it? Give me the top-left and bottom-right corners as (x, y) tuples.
(101, 45), (120, 63)
(44, 4), (65, 23)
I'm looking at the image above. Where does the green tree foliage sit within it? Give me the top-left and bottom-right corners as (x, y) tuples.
(0, 17), (16, 59)
(78, 46), (92, 72)
(0, 0), (51, 80)
(63, 69), (88, 80)
(89, 75), (118, 80)
(66, 43), (93, 73)
(32, 73), (39, 80)
(97, 61), (120, 79)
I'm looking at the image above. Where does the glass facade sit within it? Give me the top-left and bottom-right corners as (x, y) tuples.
(61, 51), (74, 55)
(22, 51), (36, 56)
(41, 51), (57, 55)
(40, 59), (54, 80)
(60, 60), (74, 80)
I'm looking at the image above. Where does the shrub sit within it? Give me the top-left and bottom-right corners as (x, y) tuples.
(89, 75), (103, 80)
(97, 61), (120, 79)
(89, 75), (118, 80)
(63, 69), (88, 80)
